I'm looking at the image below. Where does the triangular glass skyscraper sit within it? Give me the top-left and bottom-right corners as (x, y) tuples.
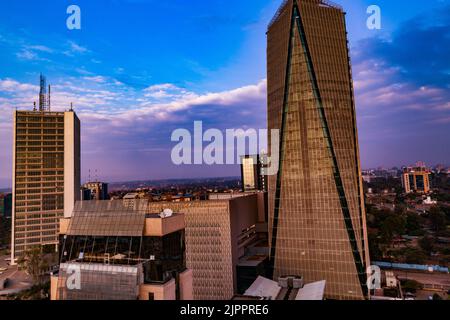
(267, 0), (370, 300)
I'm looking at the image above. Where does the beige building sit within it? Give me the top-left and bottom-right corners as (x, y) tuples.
(267, 0), (369, 299)
(240, 155), (267, 192)
(11, 108), (80, 262)
(146, 193), (266, 300)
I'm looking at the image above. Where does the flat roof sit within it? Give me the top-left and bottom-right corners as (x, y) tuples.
(295, 280), (326, 300)
(237, 255), (267, 267)
(244, 276), (281, 300)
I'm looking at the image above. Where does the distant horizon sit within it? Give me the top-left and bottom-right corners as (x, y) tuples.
(1, 0), (449, 190)
(1, 162), (449, 190)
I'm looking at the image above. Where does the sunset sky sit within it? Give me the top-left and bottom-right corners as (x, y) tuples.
(0, 0), (449, 188)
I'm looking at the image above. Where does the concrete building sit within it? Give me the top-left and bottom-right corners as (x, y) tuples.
(240, 155), (267, 192)
(402, 166), (431, 194)
(51, 200), (193, 300)
(123, 193), (140, 208)
(11, 77), (80, 262)
(267, 0), (369, 299)
(81, 182), (108, 200)
(145, 193), (267, 300)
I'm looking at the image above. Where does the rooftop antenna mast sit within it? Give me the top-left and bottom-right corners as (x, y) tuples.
(47, 84), (51, 111)
(39, 74), (47, 112)
(38, 74), (51, 112)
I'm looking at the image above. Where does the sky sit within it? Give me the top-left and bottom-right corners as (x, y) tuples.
(0, 0), (449, 188)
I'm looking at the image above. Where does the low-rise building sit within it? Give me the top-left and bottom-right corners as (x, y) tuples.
(51, 200), (193, 300)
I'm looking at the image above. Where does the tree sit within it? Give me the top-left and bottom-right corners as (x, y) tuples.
(404, 248), (427, 264)
(428, 207), (447, 232)
(368, 232), (382, 260)
(433, 293), (443, 300)
(380, 214), (406, 243)
(405, 213), (424, 236)
(18, 246), (49, 284)
(419, 236), (435, 255)
(402, 279), (423, 293)
(0, 216), (11, 249)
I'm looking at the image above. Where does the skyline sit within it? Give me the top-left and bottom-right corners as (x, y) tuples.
(1, 0), (450, 188)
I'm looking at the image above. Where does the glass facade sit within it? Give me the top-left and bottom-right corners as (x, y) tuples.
(56, 200), (187, 300)
(267, 0), (369, 300)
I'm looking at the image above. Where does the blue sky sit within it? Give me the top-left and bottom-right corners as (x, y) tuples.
(0, 0), (449, 187)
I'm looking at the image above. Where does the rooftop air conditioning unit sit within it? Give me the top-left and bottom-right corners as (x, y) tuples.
(293, 277), (304, 289)
(278, 276), (289, 288)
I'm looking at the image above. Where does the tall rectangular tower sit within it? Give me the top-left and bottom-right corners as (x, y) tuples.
(267, 0), (370, 300)
(11, 84), (80, 262)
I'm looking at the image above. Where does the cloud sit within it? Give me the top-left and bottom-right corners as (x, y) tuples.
(84, 76), (107, 83)
(25, 44), (53, 53)
(63, 40), (89, 56)
(0, 75), (268, 186)
(351, 4), (450, 168)
(16, 49), (43, 61)
(0, 78), (38, 92)
(353, 4), (450, 89)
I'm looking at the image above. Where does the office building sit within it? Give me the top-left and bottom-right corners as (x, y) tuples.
(267, 0), (369, 299)
(145, 194), (267, 300)
(80, 187), (92, 201)
(401, 165), (431, 194)
(51, 200), (192, 300)
(240, 155), (267, 192)
(82, 181), (109, 200)
(11, 75), (80, 262)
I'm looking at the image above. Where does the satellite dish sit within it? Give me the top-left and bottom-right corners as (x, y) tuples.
(160, 208), (173, 218)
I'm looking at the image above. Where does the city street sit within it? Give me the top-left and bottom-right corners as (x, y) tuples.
(0, 255), (33, 297)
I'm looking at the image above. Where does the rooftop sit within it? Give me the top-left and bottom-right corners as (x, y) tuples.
(64, 200), (185, 237)
(268, 0), (343, 30)
(234, 275), (326, 300)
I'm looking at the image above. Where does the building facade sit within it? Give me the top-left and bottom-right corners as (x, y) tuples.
(240, 155), (268, 192)
(267, 0), (369, 299)
(146, 194), (266, 300)
(11, 109), (80, 262)
(82, 182), (109, 200)
(51, 200), (193, 300)
(401, 166), (431, 194)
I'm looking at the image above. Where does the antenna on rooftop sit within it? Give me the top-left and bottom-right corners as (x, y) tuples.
(70, 102), (74, 111)
(38, 74), (51, 112)
(48, 84), (51, 111)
